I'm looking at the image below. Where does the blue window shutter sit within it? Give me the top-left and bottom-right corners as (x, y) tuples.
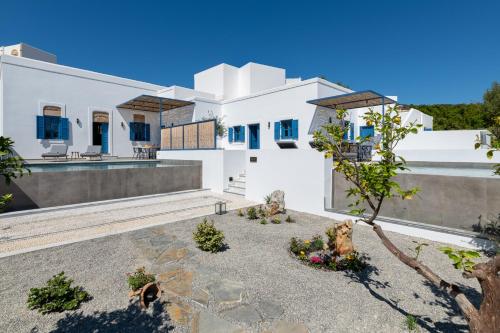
(145, 124), (151, 141)
(60, 118), (69, 140)
(240, 126), (245, 142)
(129, 122), (135, 141)
(228, 127), (233, 143)
(274, 122), (280, 141)
(343, 121), (349, 140)
(350, 123), (354, 141)
(292, 119), (299, 140)
(36, 116), (45, 139)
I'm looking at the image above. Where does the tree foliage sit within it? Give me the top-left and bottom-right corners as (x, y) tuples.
(0, 136), (30, 211)
(410, 103), (487, 130)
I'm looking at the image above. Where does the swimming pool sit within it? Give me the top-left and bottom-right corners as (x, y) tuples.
(26, 161), (172, 173)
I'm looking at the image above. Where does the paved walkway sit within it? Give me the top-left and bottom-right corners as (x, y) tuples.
(0, 190), (254, 258)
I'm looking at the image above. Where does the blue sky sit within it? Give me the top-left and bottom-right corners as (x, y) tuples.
(1, 0), (499, 104)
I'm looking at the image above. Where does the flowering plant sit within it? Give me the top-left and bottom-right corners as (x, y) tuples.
(310, 256), (323, 264)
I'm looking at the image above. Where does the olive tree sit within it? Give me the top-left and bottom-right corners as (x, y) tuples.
(313, 106), (499, 333)
(0, 136), (30, 211)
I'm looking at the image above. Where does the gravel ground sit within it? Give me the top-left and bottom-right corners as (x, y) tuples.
(0, 209), (482, 333)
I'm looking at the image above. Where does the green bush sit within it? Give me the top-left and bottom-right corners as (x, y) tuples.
(285, 215), (294, 223)
(290, 237), (309, 255)
(246, 207), (258, 220)
(310, 235), (324, 251)
(27, 272), (90, 314)
(237, 209), (244, 217)
(264, 194), (272, 204)
(260, 218), (268, 225)
(257, 206), (266, 218)
(271, 216), (281, 224)
(127, 267), (155, 291)
(193, 218), (225, 253)
(404, 314), (419, 331)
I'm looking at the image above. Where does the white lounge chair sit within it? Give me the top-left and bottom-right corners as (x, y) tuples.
(81, 145), (103, 160)
(41, 144), (68, 160)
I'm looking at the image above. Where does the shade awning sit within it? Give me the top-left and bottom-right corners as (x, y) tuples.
(307, 90), (396, 110)
(117, 95), (194, 112)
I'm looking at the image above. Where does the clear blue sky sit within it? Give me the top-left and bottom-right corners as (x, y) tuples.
(1, 0), (499, 104)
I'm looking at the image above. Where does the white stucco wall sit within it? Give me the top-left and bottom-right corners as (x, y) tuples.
(0, 55), (165, 159)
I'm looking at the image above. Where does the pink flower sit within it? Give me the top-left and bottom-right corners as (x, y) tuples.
(310, 256), (323, 264)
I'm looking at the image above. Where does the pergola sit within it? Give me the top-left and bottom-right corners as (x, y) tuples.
(307, 90), (395, 112)
(117, 94), (194, 129)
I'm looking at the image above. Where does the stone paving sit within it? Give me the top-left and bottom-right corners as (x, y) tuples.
(128, 224), (309, 333)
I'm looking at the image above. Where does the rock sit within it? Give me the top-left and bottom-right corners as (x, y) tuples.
(166, 299), (192, 325)
(265, 190), (285, 216)
(334, 220), (354, 255)
(222, 305), (262, 325)
(196, 311), (242, 333)
(158, 268), (193, 297)
(192, 288), (210, 307)
(206, 279), (245, 307)
(272, 321), (309, 333)
(257, 300), (284, 320)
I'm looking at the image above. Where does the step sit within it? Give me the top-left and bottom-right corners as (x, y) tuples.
(224, 187), (245, 196)
(231, 179), (246, 186)
(228, 182), (246, 190)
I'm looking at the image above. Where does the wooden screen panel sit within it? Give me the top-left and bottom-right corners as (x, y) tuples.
(183, 123), (198, 149)
(198, 121), (216, 148)
(161, 128), (171, 150)
(171, 126), (183, 149)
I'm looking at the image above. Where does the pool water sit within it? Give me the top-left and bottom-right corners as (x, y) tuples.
(27, 161), (172, 173)
(399, 166), (498, 178)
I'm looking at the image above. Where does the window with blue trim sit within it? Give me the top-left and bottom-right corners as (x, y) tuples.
(129, 122), (151, 141)
(229, 125), (245, 143)
(36, 105), (69, 140)
(274, 119), (298, 141)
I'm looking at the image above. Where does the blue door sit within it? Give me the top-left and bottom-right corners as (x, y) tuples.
(248, 124), (260, 149)
(359, 125), (374, 139)
(101, 123), (109, 154)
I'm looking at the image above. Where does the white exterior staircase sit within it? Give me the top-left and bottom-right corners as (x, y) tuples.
(224, 171), (246, 196)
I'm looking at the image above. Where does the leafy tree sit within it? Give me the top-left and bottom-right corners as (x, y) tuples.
(410, 103), (487, 130)
(0, 136), (30, 211)
(313, 106), (499, 333)
(483, 81), (500, 127)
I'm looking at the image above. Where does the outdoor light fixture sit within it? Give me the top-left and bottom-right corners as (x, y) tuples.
(268, 122), (270, 129)
(121, 121), (125, 128)
(215, 201), (227, 215)
(76, 118), (81, 125)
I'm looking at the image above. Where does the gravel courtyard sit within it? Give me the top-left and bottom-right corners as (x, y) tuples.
(0, 209), (482, 333)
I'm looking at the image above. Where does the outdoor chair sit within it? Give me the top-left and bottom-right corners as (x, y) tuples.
(41, 144), (68, 160)
(81, 145), (103, 160)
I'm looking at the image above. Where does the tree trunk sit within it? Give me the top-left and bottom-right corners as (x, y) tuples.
(371, 223), (499, 333)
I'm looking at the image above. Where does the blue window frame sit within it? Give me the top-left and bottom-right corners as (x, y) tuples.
(229, 125), (245, 143)
(274, 119), (298, 141)
(359, 125), (375, 139)
(36, 115), (69, 140)
(129, 122), (151, 141)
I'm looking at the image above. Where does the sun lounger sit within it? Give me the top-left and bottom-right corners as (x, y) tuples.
(41, 144), (68, 160)
(81, 145), (103, 160)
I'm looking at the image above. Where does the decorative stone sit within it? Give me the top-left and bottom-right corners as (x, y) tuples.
(192, 288), (210, 307)
(206, 279), (245, 306)
(197, 311), (242, 333)
(158, 268), (193, 297)
(257, 300), (284, 320)
(222, 305), (262, 325)
(334, 220), (354, 255)
(265, 190), (285, 216)
(166, 299), (192, 325)
(272, 321), (309, 333)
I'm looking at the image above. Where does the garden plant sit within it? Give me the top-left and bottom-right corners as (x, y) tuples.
(0, 136), (30, 212)
(313, 105), (499, 333)
(27, 272), (90, 314)
(193, 218), (225, 253)
(127, 267), (155, 291)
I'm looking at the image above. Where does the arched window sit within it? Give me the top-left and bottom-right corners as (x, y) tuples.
(36, 105), (69, 140)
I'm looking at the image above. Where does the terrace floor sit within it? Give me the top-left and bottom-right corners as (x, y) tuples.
(0, 206), (481, 333)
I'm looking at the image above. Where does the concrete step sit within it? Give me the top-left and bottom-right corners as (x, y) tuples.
(224, 187), (245, 196)
(228, 183), (246, 190)
(231, 179), (246, 186)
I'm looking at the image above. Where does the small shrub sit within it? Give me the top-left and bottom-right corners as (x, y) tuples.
(237, 209), (244, 217)
(285, 215), (294, 223)
(404, 314), (419, 331)
(27, 272), (90, 314)
(271, 216), (281, 224)
(337, 252), (367, 272)
(0, 193), (13, 212)
(260, 218), (268, 225)
(264, 194), (272, 204)
(246, 207), (258, 220)
(310, 234), (324, 251)
(193, 218), (225, 253)
(257, 206), (266, 218)
(127, 267), (155, 291)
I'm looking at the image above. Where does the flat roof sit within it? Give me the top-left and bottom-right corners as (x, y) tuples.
(307, 90), (396, 110)
(117, 95), (194, 112)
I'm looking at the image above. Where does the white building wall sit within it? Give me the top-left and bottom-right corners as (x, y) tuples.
(1, 55), (165, 159)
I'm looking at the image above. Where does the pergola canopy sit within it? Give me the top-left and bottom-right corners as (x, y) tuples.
(117, 95), (194, 112)
(307, 90), (396, 110)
